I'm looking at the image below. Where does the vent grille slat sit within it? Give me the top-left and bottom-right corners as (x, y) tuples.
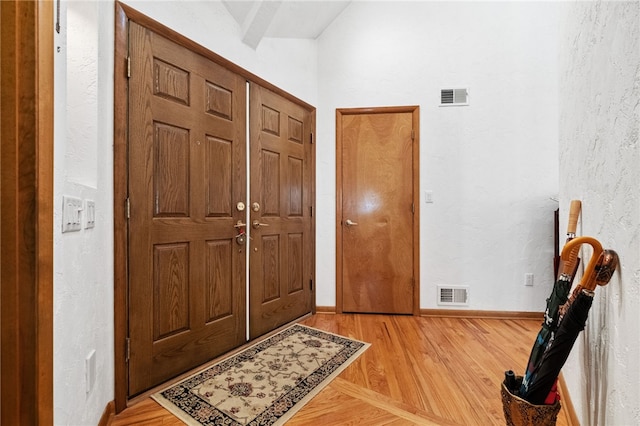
(441, 89), (454, 104)
(440, 88), (468, 106)
(438, 286), (469, 306)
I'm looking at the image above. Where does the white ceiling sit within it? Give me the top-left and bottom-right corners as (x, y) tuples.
(222, 1), (352, 48)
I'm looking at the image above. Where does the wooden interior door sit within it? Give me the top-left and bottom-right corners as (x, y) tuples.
(337, 107), (419, 314)
(127, 22), (247, 396)
(249, 83), (314, 339)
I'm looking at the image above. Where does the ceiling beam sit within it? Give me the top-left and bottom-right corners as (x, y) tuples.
(241, 0), (282, 49)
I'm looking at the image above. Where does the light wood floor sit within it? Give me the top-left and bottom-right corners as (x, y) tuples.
(109, 314), (572, 425)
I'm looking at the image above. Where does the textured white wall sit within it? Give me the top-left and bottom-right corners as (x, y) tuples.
(316, 2), (560, 311)
(53, 1), (115, 424)
(558, 2), (640, 425)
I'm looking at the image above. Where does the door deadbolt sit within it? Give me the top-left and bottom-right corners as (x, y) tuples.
(251, 202), (260, 212)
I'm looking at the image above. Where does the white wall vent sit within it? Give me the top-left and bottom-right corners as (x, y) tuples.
(437, 286), (469, 306)
(440, 88), (469, 106)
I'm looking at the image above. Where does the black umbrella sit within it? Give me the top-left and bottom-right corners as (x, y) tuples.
(524, 289), (593, 404)
(519, 234), (599, 397)
(518, 274), (571, 395)
(522, 249), (618, 405)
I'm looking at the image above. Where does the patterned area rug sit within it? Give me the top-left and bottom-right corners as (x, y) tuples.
(152, 324), (370, 425)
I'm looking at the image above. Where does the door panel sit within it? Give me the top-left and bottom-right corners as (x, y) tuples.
(128, 22), (246, 396)
(153, 123), (189, 216)
(338, 110), (417, 314)
(249, 83), (313, 339)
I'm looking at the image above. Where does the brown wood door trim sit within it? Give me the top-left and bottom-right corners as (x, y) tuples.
(114, 1), (317, 412)
(0, 0), (54, 423)
(335, 106), (420, 315)
(113, 2), (129, 413)
(310, 110), (317, 315)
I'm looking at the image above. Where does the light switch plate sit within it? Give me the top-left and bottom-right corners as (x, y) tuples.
(62, 195), (83, 233)
(85, 199), (95, 229)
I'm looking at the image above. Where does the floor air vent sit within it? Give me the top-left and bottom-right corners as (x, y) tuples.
(438, 286), (469, 306)
(440, 88), (468, 106)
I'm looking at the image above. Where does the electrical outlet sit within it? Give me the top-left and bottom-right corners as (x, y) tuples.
(85, 350), (96, 394)
(62, 196), (83, 233)
(525, 273), (534, 287)
(85, 200), (95, 229)
(425, 190), (434, 203)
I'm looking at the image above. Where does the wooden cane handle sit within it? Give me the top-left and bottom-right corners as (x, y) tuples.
(561, 236), (602, 260)
(560, 236), (603, 291)
(560, 236), (602, 277)
(567, 200), (581, 236)
(559, 245), (581, 276)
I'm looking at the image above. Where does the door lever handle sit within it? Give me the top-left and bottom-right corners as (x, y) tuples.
(234, 221), (247, 228)
(252, 220), (269, 229)
(345, 219), (358, 226)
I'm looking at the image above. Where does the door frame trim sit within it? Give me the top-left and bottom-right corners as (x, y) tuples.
(114, 1), (316, 411)
(1, 0), (54, 423)
(335, 106), (420, 315)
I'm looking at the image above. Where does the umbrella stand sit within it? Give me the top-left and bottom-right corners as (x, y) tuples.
(501, 377), (561, 426)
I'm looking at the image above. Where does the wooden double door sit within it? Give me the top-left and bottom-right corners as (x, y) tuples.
(126, 22), (314, 396)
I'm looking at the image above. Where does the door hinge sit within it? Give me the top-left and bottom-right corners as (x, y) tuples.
(55, 0), (61, 33)
(125, 337), (131, 362)
(310, 278), (314, 291)
(309, 206), (313, 217)
(126, 197), (130, 219)
(310, 132), (314, 144)
(127, 56), (131, 78)
(411, 129), (415, 140)
(412, 203), (415, 214)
